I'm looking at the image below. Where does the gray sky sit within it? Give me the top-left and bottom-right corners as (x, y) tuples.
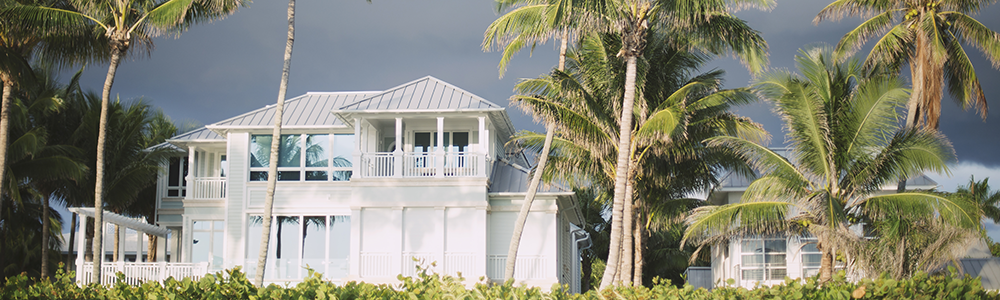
(62, 1), (1000, 190)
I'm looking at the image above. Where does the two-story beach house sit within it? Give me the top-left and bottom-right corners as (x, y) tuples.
(72, 76), (589, 291)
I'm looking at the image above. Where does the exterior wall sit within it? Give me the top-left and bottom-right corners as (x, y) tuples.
(486, 197), (560, 286)
(225, 132), (249, 269)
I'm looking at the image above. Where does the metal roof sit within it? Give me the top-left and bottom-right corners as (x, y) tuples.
(69, 207), (170, 237)
(337, 76), (503, 111)
(168, 127), (224, 142)
(488, 160), (571, 194)
(210, 92), (379, 128)
(956, 258), (1000, 290)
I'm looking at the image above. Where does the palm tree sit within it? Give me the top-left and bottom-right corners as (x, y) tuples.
(682, 47), (978, 283)
(956, 176), (1000, 224)
(815, 0), (1000, 131)
(535, 0), (772, 287)
(512, 32), (764, 286)
(483, 0), (576, 281)
(13, 0), (246, 281)
(256, 0), (296, 287)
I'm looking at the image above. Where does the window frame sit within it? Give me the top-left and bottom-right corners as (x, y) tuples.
(249, 133), (354, 182)
(245, 214), (351, 281)
(191, 220), (224, 271)
(740, 238), (787, 282)
(165, 156), (188, 197)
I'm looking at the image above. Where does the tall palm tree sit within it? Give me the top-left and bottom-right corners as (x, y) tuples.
(682, 47), (978, 283)
(815, 0), (1000, 131)
(537, 0), (772, 287)
(13, 0), (246, 281)
(956, 176), (1000, 224)
(512, 32), (764, 286)
(483, 0), (577, 281)
(256, 0), (296, 287)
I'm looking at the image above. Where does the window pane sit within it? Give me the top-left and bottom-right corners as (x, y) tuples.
(742, 269), (763, 281)
(250, 135), (272, 168)
(193, 221), (210, 230)
(250, 171), (268, 181)
(452, 132), (469, 152)
(742, 240), (763, 253)
(278, 171), (300, 181)
(328, 216), (350, 279)
(765, 239), (786, 253)
(168, 190), (179, 197)
(246, 216), (263, 278)
(801, 241), (819, 253)
(802, 254), (822, 267)
(306, 135), (329, 167)
(332, 134), (354, 168)
(332, 171), (352, 181)
(768, 268), (787, 280)
(803, 268), (819, 278)
(279, 135), (301, 167)
(213, 231), (223, 271)
(765, 254), (786, 266)
(302, 216), (326, 271)
(306, 171), (328, 181)
(414, 133), (432, 152)
(274, 216), (300, 279)
(742, 254), (763, 267)
(169, 157), (180, 186)
(192, 231), (210, 264)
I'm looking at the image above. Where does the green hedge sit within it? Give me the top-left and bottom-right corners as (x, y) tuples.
(2, 266), (997, 299)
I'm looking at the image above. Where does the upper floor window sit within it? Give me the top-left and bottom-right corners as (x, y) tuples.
(166, 157), (187, 197)
(413, 132), (469, 152)
(249, 134), (354, 181)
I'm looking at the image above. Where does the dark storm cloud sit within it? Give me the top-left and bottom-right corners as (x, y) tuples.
(64, 0), (1000, 166)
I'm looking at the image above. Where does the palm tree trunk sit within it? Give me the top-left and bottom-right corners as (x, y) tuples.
(41, 193), (51, 278)
(147, 234), (156, 262)
(113, 225), (120, 262)
(504, 29), (568, 281)
(255, 0), (295, 286)
(632, 205), (644, 287)
(618, 178), (634, 284)
(93, 45), (125, 283)
(0, 76), (11, 264)
(818, 241), (834, 283)
(600, 55), (638, 289)
(581, 251), (592, 291)
(66, 212), (76, 271)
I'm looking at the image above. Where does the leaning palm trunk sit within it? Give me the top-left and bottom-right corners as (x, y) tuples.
(600, 55), (639, 289)
(255, 0), (295, 287)
(0, 77), (10, 262)
(618, 178), (634, 284)
(633, 201), (644, 286)
(504, 30), (569, 281)
(93, 40), (126, 282)
(66, 212), (76, 271)
(898, 14), (945, 192)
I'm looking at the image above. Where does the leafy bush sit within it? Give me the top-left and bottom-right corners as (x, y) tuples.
(2, 266), (997, 299)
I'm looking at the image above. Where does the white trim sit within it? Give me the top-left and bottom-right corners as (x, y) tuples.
(69, 207), (169, 237)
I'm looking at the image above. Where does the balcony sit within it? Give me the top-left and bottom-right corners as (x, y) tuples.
(189, 177), (226, 199)
(357, 152), (486, 178)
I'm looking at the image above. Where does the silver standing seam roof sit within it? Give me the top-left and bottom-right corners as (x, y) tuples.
(489, 160), (571, 194)
(167, 126), (224, 142)
(955, 258), (1000, 290)
(338, 76), (503, 111)
(209, 92), (379, 128)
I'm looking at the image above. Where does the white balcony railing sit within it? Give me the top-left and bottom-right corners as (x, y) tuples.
(402, 252), (437, 277)
(487, 255), (549, 280)
(444, 252), (476, 277)
(359, 152), (484, 178)
(190, 177), (226, 199)
(360, 252), (392, 278)
(79, 262), (210, 285)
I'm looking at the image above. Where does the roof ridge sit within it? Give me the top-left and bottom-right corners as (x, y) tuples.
(337, 76), (502, 110)
(209, 93), (311, 126)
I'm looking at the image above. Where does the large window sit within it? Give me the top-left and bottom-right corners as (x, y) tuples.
(249, 134), (354, 181)
(800, 237), (842, 278)
(413, 132), (469, 152)
(741, 238), (787, 281)
(245, 215), (351, 281)
(166, 157), (188, 197)
(191, 220), (223, 271)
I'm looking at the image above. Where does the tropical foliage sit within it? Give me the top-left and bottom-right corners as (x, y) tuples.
(682, 47), (979, 283)
(512, 31), (764, 286)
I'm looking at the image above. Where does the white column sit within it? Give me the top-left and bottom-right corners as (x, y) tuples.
(156, 235), (166, 263)
(187, 146), (196, 199)
(392, 207), (404, 277)
(475, 207), (488, 278)
(136, 228), (143, 262)
(76, 214), (88, 284)
(353, 118), (362, 177)
(324, 216), (332, 277)
(169, 227), (180, 263)
(435, 117), (445, 178)
(117, 226), (125, 263)
(477, 116), (487, 177)
(394, 118), (403, 178)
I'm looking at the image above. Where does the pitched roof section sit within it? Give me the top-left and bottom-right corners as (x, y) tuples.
(212, 92), (379, 127)
(168, 127), (224, 142)
(488, 160), (571, 194)
(338, 76), (502, 112)
(956, 258), (1000, 290)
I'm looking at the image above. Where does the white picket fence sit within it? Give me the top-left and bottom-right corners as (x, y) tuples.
(79, 262), (210, 285)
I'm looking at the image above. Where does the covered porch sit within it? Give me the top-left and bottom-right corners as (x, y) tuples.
(352, 116), (494, 179)
(70, 207), (209, 285)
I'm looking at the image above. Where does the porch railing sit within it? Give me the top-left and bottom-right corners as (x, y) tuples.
(190, 177), (226, 199)
(359, 152), (485, 178)
(79, 262), (210, 285)
(486, 255), (549, 280)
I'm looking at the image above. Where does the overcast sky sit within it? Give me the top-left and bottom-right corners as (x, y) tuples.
(60, 1), (1000, 194)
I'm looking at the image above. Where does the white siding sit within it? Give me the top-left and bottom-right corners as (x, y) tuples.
(225, 132), (249, 268)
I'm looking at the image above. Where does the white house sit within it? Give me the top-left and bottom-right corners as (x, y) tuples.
(73, 76), (589, 291)
(685, 163), (940, 290)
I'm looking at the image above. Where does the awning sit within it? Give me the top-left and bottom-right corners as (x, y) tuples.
(68, 207), (170, 237)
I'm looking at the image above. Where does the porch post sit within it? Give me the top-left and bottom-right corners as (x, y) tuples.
(353, 118), (362, 177)
(156, 235), (166, 263)
(76, 214), (88, 284)
(477, 116), (486, 177)
(118, 226), (125, 263)
(435, 117), (444, 178)
(394, 117), (403, 178)
(187, 146), (196, 198)
(136, 228), (143, 262)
